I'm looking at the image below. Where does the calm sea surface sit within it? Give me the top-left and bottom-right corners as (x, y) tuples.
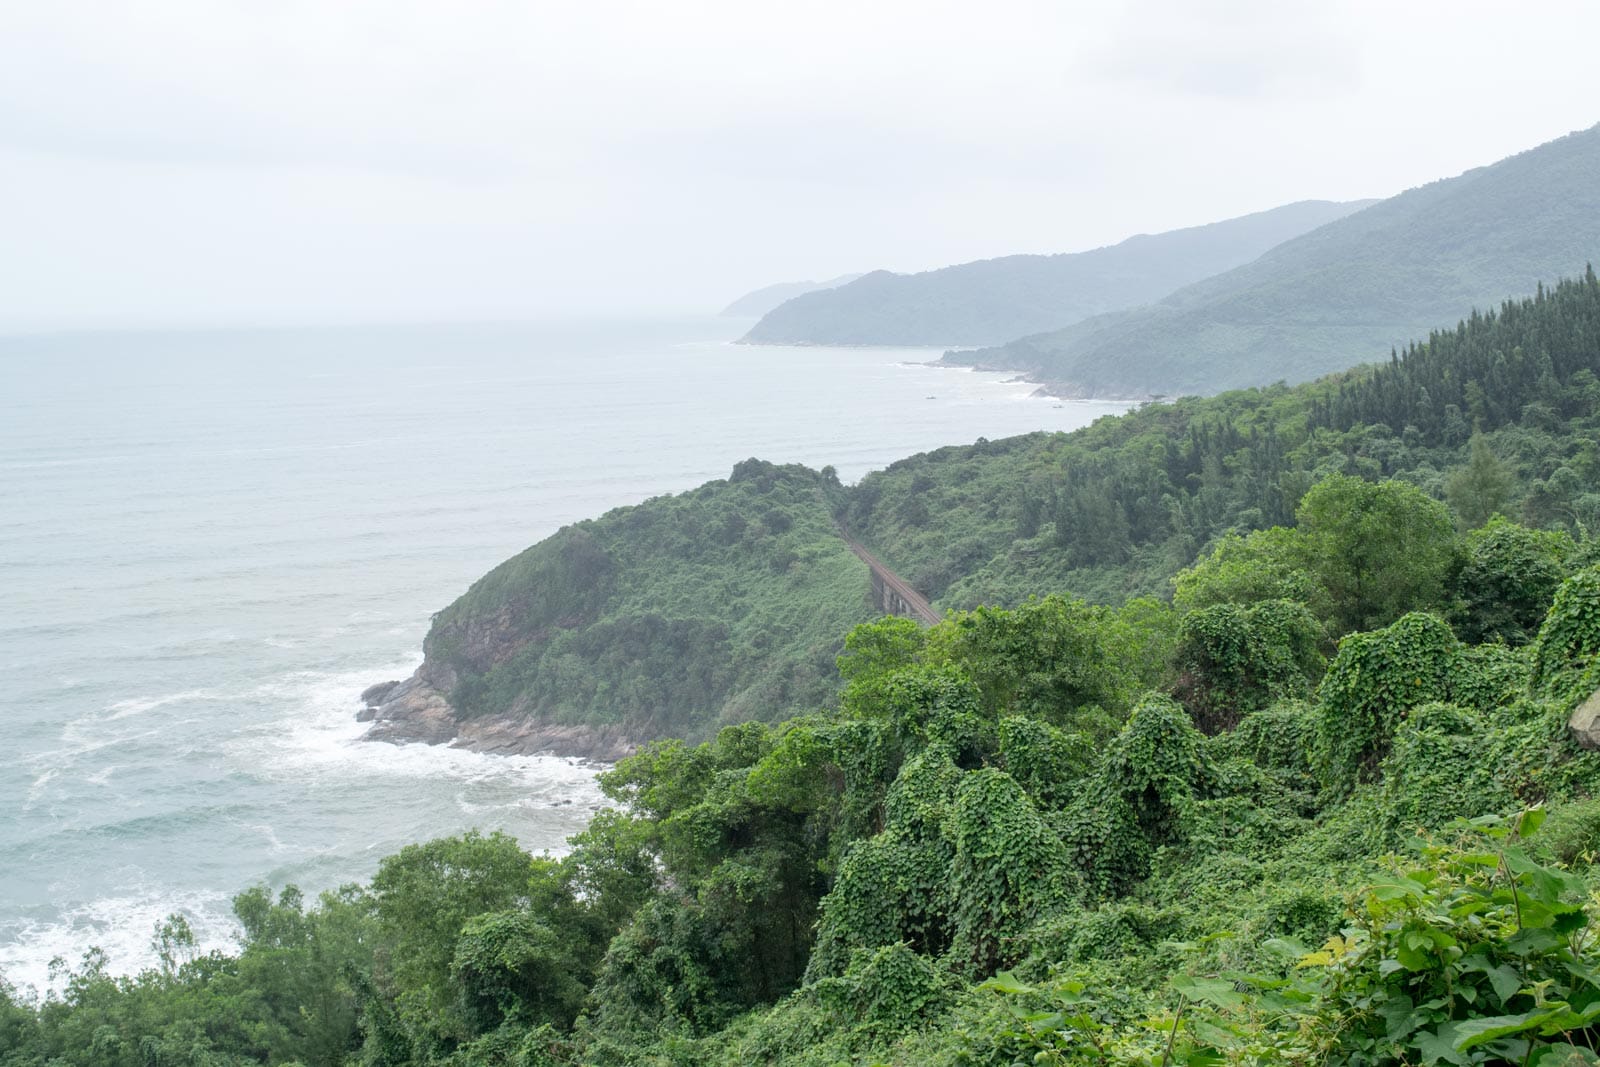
(0, 317), (1129, 994)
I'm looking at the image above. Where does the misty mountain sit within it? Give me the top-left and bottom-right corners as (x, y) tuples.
(721, 274), (864, 318)
(954, 123), (1600, 397)
(738, 200), (1372, 346)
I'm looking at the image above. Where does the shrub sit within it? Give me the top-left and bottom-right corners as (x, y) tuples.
(1449, 517), (1573, 645)
(1531, 565), (1600, 700)
(1172, 599), (1325, 732)
(1313, 612), (1460, 795)
(1377, 703), (1514, 838)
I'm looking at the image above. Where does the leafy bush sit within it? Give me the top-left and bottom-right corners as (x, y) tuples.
(1531, 565), (1600, 700)
(948, 769), (1076, 976)
(1377, 703), (1514, 838)
(1172, 599), (1325, 732)
(1452, 642), (1531, 712)
(977, 810), (1600, 1066)
(1450, 516), (1573, 644)
(1314, 612), (1461, 794)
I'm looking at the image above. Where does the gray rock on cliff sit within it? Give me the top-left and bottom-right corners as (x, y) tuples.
(1568, 688), (1600, 750)
(358, 662), (636, 762)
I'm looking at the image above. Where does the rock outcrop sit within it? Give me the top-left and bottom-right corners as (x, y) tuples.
(1568, 688), (1600, 750)
(358, 662), (638, 762)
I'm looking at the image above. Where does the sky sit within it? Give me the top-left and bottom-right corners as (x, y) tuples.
(3, 0), (1599, 330)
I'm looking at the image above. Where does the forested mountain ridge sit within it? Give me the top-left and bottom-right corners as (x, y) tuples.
(738, 200), (1370, 347)
(365, 272), (1600, 760)
(951, 122), (1600, 396)
(11, 282), (1600, 1064)
(849, 268), (1600, 610)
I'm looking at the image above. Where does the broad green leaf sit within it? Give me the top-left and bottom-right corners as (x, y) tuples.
(1529, 1042), (1600, 1065)
(1261, 937), (1309, 960)
(1371, 877), (1429, 902)
(1415, 1025), (1473, 1066)
(1458, 956), (1523, 1006)
(1453, 1009), (1559, 1051)
(1517, 807), (1549, 838)
(981, 971), (1032, 995)
(1171, 975), (1247, 1012)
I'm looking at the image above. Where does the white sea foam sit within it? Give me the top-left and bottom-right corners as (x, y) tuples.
(22, 770), (57, 812)
(233, 821), (289, 854)
(5, 654), (605, 992)
(105, 688), (217, 720)
(232, 656), (603, 791)
(27, 719), (168, 779)
(0, 888), (238, 1001)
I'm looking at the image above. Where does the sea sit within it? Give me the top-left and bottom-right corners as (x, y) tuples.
(0, 316), (1129, 997)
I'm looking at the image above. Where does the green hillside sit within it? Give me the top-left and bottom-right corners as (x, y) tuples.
(739, 200), (1369, 347)
(10, 282), (1600, 1063)
(849, 271), (1600, 612)
(419, 460), (873, 743)
(377, 273), (1600, 760)
(953, 123), (1600, 396)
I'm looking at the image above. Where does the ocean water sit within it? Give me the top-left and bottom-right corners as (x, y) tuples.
(0, 317), (1129, 996)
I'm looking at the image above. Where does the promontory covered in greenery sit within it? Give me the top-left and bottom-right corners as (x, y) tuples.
(10, 272), (1600, 1065)
(738, 200), (1367, 348)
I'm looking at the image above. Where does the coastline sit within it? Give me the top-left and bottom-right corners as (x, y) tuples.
(357, 673), (639, 763)
(736, 334), (1155, 402)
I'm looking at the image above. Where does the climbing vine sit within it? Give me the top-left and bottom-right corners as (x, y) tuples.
(1314, 612), (1461, 794)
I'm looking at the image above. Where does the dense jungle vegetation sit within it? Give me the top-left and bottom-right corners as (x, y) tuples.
(6, 503), (1600, 1065)
(850, 268), (1600, 611)
(8, 273), (1600, 1065)
(426, 273), (1600, 747)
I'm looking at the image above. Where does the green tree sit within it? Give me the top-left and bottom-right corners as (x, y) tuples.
(367, 831), (536, 1048)
(1449, 516), (1572, 645)
(1313, 612), (1461, 795)
(1296, 474), (1457, 634)
(231, 883), (374, 1066)
(1530, 565), (1600, 700)
(1172, 598), (1325, 732)
(927, 595), (1157, 737)
(0, 977), (37, 1059)
(1170, 526), (1319, 615)
(1446, 432), (1516, 529)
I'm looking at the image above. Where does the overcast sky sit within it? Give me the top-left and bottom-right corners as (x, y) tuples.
(3, 0), (1598, 329)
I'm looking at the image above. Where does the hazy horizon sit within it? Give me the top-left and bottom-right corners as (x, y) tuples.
(4, 1), (1600, 331)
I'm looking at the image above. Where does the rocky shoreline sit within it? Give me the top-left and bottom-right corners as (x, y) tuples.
(355, 671), (639, 763)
